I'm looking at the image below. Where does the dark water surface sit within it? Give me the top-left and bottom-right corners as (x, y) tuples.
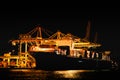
(0, 69), (119, 80)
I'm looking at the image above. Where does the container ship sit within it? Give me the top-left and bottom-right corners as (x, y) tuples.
(0, 22), (118, 70)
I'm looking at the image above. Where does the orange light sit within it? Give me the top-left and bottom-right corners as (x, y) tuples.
(29, 46), (55, 52)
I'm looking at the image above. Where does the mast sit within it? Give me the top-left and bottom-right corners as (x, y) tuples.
(94, 32), (98, 43)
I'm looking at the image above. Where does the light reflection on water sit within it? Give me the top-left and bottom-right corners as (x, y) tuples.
(0, 69), (116, 80)
(53, 70), (95, 79)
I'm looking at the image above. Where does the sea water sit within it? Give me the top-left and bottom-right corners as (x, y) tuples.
(0, 69), (119, 80)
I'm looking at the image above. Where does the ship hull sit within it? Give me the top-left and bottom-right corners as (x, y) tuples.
(30, 52), (113, 70)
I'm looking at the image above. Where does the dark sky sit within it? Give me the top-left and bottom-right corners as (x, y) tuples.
(0, 8), (120, 58)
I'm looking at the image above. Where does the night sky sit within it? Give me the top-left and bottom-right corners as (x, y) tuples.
(0, 8), (120, 59)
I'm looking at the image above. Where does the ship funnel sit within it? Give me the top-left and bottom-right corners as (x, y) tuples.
(83, 21), (91, 41)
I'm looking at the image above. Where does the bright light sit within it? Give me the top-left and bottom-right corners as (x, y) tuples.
(54, 70), (95, 78)
(29, 46), (55, 52)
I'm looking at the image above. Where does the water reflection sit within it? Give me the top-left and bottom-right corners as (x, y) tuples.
(0, 69), (117, 80)
(9, 69), (51, 79)
(54, 70), (95, 79)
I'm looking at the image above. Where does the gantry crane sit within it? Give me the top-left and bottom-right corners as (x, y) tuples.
(10, 26), (54, 68)
(9, 24), (101, 68)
